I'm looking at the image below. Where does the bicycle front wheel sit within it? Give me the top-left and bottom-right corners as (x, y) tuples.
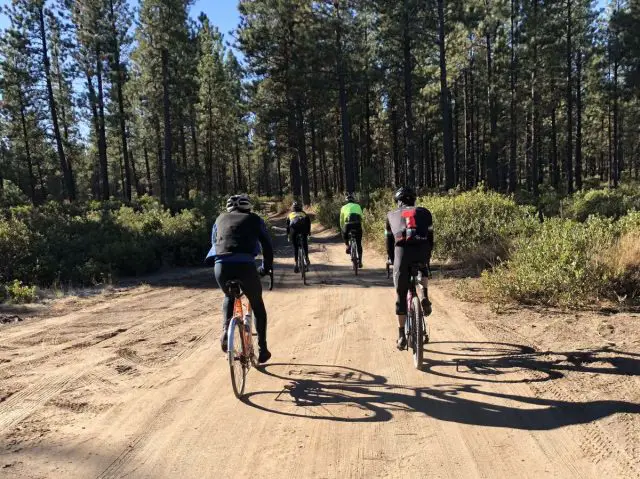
(228, 318), (247, 398)
(411, 296), (424, 369)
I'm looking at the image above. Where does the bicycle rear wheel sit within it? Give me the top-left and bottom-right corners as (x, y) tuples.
(228, 318), (247, 398)
(249, 314), (259, 368)
(350, 238), (358, 276)
(410, 296), (424, 369)
(299, 247), (306, 285)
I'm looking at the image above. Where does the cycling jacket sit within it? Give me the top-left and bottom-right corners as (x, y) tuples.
(340, 202), (363, 231)
(205, 211), (273, 270)
(385, 206), (434, 263)
(286, 211), (311, 236)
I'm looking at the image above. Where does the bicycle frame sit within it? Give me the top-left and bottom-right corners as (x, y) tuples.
(227, 292), (255, 365)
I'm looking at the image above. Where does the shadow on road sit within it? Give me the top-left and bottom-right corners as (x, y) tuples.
(242, 346), (640, 428)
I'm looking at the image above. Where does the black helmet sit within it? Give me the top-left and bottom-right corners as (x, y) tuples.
(394, 186), (416, 206)
(345, 193), (355, 203)
(291, 201), (302, 212)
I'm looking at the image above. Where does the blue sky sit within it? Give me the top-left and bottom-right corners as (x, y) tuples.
(0, 0), (242, 44)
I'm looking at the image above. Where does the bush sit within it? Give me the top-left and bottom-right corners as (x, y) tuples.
(360, 188), (537, 265)
(3, 280), (37, 304)
(563, 186), (640, 222)
(0, 198), (217, 295)
(316, 197), (343, 230)
(420, 190), (538, 264)
(482, 212), (640, 307)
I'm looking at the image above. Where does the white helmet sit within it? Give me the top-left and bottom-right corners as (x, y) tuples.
(226, 194), (252, 212)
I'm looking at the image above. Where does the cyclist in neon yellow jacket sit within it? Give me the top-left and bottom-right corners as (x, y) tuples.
(340, 193), (364, 267)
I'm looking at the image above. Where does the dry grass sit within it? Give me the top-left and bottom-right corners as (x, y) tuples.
(603, 231), (640, 303)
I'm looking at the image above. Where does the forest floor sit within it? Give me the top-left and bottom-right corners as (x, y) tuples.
(0, 215), (638, 478)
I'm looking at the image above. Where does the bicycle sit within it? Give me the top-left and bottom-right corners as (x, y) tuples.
(296, 234), (309, 285)
(226, 269), (273, 398)
(404, 263), (430, 369)
(349, 230), (359, 275)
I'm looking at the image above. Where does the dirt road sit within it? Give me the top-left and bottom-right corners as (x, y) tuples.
(1, 218), (638, 478)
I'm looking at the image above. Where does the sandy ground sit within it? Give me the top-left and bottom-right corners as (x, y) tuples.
(0, 217), (638, 479)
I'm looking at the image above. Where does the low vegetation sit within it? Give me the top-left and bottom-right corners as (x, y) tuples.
(318, 186), (640, 308)
(0, 196), (219, 302)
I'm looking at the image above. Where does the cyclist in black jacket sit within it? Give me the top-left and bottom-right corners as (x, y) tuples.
(205, 194), (274, 363)
(385, 187), (434, 350)
(286, 201), (312, 273)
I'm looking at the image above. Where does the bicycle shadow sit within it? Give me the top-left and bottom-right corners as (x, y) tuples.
(423, 341), (640, 383)
(243, 354), (640, 428)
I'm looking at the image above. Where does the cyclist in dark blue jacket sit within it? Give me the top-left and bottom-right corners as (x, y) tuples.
(205, 194), (274, 363)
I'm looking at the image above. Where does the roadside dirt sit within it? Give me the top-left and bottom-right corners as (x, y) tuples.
(0, 217), (638, 478)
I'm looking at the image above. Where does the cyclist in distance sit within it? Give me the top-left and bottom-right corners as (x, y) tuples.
(385, 187), (434, 350)
(286, 201), (312, 273)
(205, 194), (274, 364)
(340, 193), (364, 267)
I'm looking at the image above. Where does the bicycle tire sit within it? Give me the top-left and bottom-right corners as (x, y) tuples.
(350, 238), (358, 276)
(299, 247), (306, 285)
(386, 263), (391, 279)
(411, 296), (424, 369)
(249, 313), (259, 367)
(228, 318), (247, 398)
(269, 270), (274, 290)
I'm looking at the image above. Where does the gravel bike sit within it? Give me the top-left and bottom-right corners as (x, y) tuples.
(349, 230), (359, 275)
(226, 269), (273, 398)
(404, 264), (429, 369)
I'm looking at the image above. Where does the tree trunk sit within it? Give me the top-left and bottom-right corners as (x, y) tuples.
(95, 47), (110, 200)
(402, 0), (415, 187)
(189, 106), (201, 191)
(551, 106), (559, 189)
(531, 0), (541, 196)
(612, 46), (620, 188)
(18, 94), (36, 202)
(438, 0), (455, 189)
(38, 5), (74, 200)
(234, 136), (243, 192)
(454, 82), (460, 187)
(180, 121), (189, 197)
(336, 2), (354, 193)
(310, 114), (318, 199)
(390, 99), (401, 187)
(161, 48), (174, 205)
(295, 104), (311, 205)
(566, 0), (574, 193)
(154, 116), (164, 202)
(509, 0), (518, 193)
(486, 24), (499, 190)
(575, 48), (583, 191)
(109, 0), (131, 201)
(143, 141), (153, 195)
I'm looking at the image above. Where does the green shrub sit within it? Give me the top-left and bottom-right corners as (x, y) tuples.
(482, 213), (640, 307)
(359, 188), (538, 266)
(419, 189), (538, 264)
(316, 197), (343, 230)
(563, 186), (640, 222)
(0, 199), (218, 294)
(4, 280), (37, 304)
(0, 180), (30, 208)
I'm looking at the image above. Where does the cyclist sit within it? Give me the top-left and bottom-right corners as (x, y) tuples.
(286, 201), (311, 273)
(340, 193), (363, 267)
(385, 186), (433, 350)
(205, 194), (274, 364)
